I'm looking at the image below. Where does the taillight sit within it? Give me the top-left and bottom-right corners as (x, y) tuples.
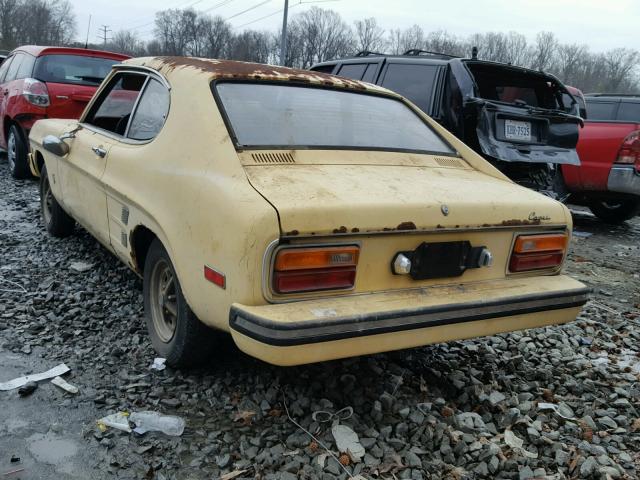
(23, 78), (50, 107)
(509, 233), (567, 273)
(273, 246), (359, 294)
(615, 130), (640, 171)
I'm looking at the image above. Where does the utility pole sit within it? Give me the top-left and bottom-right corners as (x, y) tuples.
(97, 25), (112, 47)
(279, 0), (289, 66)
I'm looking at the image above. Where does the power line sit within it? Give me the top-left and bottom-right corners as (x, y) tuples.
(234, 0), (337, 28)
(224, 0), (272, 21)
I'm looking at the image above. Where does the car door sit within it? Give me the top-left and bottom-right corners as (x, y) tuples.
(100, 75), (170, 262)
(0, 54), (18, 147)
(58, 71), (147, 246)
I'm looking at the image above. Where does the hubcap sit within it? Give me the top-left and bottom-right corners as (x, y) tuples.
(150, 259), (178, 343)
(42, 176), (53, 225)
(7, 132), (15, 171)
(601, 200), (622, 210)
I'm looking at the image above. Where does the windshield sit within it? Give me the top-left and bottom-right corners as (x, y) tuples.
(34, 54), (120, 86)
(215, 83), (455, 155)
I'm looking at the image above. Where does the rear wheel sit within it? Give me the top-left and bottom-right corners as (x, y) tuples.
(588, 198), (640, 224)
(7, 125), (30, 179)
(40, 165), (75, 237)
(143, 239), (215, 367)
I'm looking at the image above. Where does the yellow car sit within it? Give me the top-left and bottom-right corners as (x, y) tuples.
(28, 57), (589, 367)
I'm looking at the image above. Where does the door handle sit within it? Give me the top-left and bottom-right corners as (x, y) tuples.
(91, 146), (107, 158)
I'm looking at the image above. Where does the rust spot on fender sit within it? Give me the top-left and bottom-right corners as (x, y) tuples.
(332, 226), (348, 234)
(351, 227), (360, 233)
(397, 221), (416, 231)
(285, 229), (299, 236)
(500, 218), (541, 226)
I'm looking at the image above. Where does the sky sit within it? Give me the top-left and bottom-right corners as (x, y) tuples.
(71, 0), (639, 52)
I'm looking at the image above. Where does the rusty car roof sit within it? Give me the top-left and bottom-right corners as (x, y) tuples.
(123, 56), (394, 95)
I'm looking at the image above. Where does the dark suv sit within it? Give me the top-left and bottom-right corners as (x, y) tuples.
(311, 51), (583, 196)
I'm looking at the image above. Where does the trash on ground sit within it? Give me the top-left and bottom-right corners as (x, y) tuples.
(149, 358), (166, 371)
(538, 402), (576, 420)
(219, 469), (249, 480)
(17, 381), (37, 397)
(51, 376), (79, 394)
(0, 363), (70, 391)
(97, 412), (131, 433)
(504, 428), (538, 458)
(572, 231), (593, 238)
(312, 406), (353, 423)
(331, 424), (365, 462)
(2, 468), (25, 476)
(69, 261), (93, 273)
(129, 411), (185, 436)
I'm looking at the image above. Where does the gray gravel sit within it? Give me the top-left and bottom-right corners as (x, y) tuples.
(1, 169), (639, 479)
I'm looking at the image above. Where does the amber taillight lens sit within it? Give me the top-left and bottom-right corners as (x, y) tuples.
(509, 233), (567, 273)
(273, 246), (359, 294)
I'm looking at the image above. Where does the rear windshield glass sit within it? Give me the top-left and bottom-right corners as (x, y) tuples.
(34, 54), (120, 86)
(215, 83), (454, 155)
(466, 62), (565, 110)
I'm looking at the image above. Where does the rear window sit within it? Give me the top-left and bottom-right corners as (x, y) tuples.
(34, 54), (121, 86)
(617, 102), (640, 122)
(380, 63), (439, 113)
(466, 62), (564, 110)
(215, 83), (455, 155)
(586, 100), (618, 121)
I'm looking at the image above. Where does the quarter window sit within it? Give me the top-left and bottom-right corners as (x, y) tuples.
(127, 78), (170, 140)
(16, 54), (35, 80)
(84, 72), (146, 135)
(361, 64), (378, 83)
(381, 63), (439, 113)
(0, 55), (14, 83)
(337, 63), (367, 80)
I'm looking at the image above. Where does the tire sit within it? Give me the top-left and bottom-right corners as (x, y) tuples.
(40, 165), (74, 237)
(143, 239), (215, 367)
(7, 125), (31, 179)
(588, 198), (640, 224)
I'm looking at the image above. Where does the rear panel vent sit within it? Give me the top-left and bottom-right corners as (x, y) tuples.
(251, 152), (295, 164)
(434, 157), (466, 168)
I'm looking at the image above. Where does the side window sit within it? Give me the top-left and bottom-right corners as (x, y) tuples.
(84, 72), (146, 135)
(310, 64), (335, 74)
(16, 54), (35, 80)
(4, 53), (24, 83)
(127, 78), (170, 141)
(616, 102), (640, 122)
(337, 63), (367, 80)
(381, 63), (439, 113)
(586, 101), (618, 121)
(0, 55), (14, 83)
(361, 64), (377, 83)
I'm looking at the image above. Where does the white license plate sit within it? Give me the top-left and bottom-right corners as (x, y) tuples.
(504, 119), (532, 141)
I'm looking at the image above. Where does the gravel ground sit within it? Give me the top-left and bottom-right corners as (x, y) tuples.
(1, 169), (639, 480)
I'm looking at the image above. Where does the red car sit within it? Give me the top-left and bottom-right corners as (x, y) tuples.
(562, 91), (640, 223)
(0, 46), (130, 178)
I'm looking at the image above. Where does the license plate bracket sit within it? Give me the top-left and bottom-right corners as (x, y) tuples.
(396, 241), (486, 280)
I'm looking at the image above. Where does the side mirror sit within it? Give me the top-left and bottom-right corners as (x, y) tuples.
(42, 135), (70, 157)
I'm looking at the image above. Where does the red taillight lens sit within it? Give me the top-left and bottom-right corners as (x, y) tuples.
(273, 246), (359, 294)
(23, 78), (50, 107)
(616, 131), (640, 169)
(509, 233), (567, 273)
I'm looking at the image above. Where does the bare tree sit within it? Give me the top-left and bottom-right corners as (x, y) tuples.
(530, 31), (558, 71)
(108, 30), (145, 56)
(354, 17), (385, 53)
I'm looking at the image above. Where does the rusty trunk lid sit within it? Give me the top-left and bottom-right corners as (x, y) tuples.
(241, 151), (569, 236)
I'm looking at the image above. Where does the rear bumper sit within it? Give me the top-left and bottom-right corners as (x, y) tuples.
(229, 275), (589, 365)
(608, 165), (640, 196)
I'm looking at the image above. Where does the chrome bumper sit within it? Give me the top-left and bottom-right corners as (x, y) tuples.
(608, 165), (640, 196)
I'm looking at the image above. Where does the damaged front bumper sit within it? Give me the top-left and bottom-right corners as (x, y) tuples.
(607, 165), (640, 196)
(229, 275), (589, 365)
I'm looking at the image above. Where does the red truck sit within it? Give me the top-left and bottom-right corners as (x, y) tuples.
(562, 93), (640, 223)
(0, 46), (129, 178)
